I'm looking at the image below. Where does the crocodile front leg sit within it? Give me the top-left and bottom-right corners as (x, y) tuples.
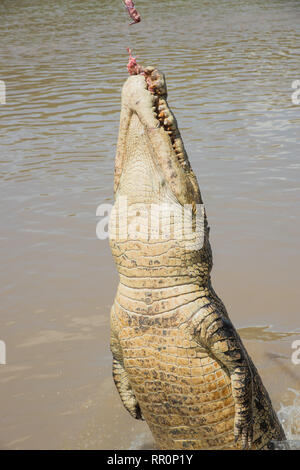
(194, 307), (254, 449)
(110, 309), (144, 420)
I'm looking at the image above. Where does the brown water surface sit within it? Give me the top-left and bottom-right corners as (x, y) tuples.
(0, 0), (299, 449)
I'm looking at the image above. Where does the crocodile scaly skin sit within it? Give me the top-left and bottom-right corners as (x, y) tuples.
(109, 70), (286, 449)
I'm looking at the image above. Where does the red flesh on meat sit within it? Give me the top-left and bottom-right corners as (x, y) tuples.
(124, 0), (141, 25)
(126, 48), (144, 75)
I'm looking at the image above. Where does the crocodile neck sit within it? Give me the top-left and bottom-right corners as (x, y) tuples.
(110, 222), (213, 316)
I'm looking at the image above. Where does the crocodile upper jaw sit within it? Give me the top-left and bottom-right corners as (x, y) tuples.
(114, 68), (202, 207)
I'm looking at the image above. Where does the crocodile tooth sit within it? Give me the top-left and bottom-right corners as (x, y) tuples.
(172, 139), (180, 149)
(164, 117), (175, 128)
(173, 140), (183, 152)
(145, 66), (155, 73)
(158, 100), (167, 108)
(177, 152), (185, 161)
(158, 105), (167, 114)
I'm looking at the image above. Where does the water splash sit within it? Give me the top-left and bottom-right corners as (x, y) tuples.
(277, 388), (300, 441)
(129, 432), (153, 450)
(130, 391), (300, 450)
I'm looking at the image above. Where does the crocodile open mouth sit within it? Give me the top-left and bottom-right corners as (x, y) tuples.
(143, 67), (191, 173)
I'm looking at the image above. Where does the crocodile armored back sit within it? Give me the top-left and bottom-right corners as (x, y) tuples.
(109, 68), (286, 450)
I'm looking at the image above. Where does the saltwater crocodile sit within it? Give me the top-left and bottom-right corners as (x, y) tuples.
(109, 67), (286, 449)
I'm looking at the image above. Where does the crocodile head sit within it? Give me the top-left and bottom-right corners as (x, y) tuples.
(111, 68), (212, 288)
(114, 67), (203, 208)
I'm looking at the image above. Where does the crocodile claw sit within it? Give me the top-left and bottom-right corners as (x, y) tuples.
(234, 418), (253, 449)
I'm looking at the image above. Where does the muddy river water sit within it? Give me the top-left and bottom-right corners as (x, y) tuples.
(0, 0), (299, 449)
